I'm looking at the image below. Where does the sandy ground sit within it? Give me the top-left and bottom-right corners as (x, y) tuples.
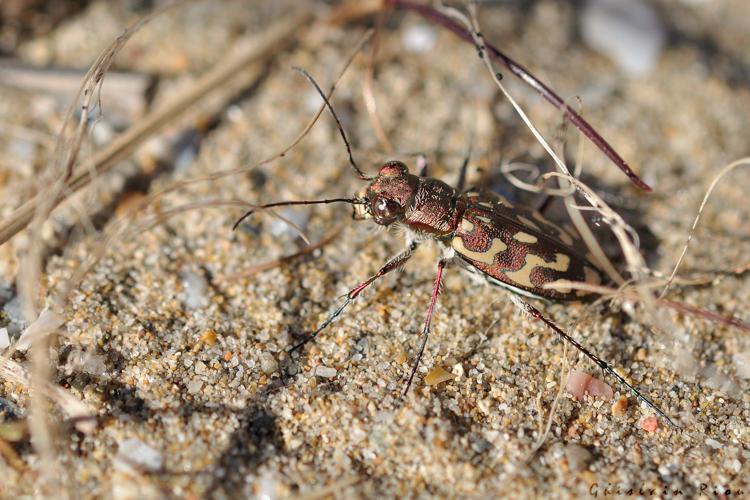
(1, 1), (749, 498)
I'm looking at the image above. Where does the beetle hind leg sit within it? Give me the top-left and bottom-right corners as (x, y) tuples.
(404, 258), (448, 395)
(509, 294), (677, 427)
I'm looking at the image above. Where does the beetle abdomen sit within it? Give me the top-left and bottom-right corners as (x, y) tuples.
(451, 191), (604, 300)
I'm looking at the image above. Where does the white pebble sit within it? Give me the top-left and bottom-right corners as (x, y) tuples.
(91, 120), (115, 146)
(349, 426), (366, 443)
(580, 0), (665, 77)
(115, 438), (163, 472)
(259, 352), (278, 375)
(194, 361), (208, 375)
(732, 352), (750, 379)
(0, 328), (9, 350)
(16, 309), (63, 351)
(187, 379), (204, 394)
(268, 209), (308, 239)
(81, 351), (107, 376)
(705, 438), (722, 449)
(304, 89), (325, 114)
(180, 271), (209, 310)
(255, 473), (279, 500)
(401, 24), (437, 54)
(313, 365), (337, 379)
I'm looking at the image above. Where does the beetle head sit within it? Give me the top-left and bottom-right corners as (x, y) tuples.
(353, 160), (418, 226)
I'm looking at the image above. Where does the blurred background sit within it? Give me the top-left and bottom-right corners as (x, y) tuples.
(0, 1), (748, 498)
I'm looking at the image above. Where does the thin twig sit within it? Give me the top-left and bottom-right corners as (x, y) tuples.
(660, 157), (750, 298)
(221, 223), (346, 280)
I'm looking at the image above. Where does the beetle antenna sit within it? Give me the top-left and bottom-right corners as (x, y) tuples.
(232, 197), (364, 231)
(293, 66), (373, 181)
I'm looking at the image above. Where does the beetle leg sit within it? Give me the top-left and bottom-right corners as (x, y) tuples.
(289, 240), (419, 352)
(348, 240), (419, 299)
(455, 127), (474, 192)
(417, 154), (429, 177)
(404, 258), (448, 395)
(509, 295), (677, 427)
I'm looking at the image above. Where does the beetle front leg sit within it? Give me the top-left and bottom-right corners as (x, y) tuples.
(289, 240), (419, 352)
(404, 258), (448, 395)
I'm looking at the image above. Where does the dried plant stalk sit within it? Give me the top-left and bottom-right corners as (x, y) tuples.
(0, 8), (314, 246)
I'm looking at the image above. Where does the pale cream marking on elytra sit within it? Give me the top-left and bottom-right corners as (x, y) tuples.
(513, 232), (538, 244)
(478, 201), (494, 209)
(460, 218), (475, 232)
(452, 236), (507, 265)
(503, 253), (571, 288)
(475, 215), (492, 224)
(517, 215), (541, 232)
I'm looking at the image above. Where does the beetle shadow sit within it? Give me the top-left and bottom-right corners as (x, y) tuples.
(55, 334), (292, 496)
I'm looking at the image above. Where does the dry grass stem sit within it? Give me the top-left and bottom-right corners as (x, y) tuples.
(0, 8), (314, 246)
(660, 157), (750, 298)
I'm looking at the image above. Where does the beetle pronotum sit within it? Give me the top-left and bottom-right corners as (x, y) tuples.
(236, 67), (675, 427)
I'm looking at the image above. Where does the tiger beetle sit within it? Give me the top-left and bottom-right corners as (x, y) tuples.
(235, 68), (676, 427)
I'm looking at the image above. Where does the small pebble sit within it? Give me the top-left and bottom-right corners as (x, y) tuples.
(180, 271), (209, 310)
(187, 380), (203, 394)
(200, 329), (217, 346)
(115, 438), (163, 472)
(313, 365), (337, 379)
(424, 366), (455, 386)
(0, 328), (9, 349)
(565, 444), (593, 472)
(401, 24), (437, 54)
(259, 352), (278, 375)
(580, 0), (665, 77)
(611, 396), (629, 417)
(641, 416), (659, 433)
(566, 370), (614, 400)
(268, 209), (308, 239)
(705, 438), (722, 449)
(732, 352), (750, 379)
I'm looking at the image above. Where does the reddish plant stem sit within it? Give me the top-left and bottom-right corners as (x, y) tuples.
(660, 298), (750, 333)
(390, 0), (651, 191)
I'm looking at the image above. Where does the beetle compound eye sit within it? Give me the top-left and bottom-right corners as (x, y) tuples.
(372, 197), (402, 224)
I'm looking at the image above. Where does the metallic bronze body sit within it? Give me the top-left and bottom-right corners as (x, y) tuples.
(358, 161), (604, 300)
